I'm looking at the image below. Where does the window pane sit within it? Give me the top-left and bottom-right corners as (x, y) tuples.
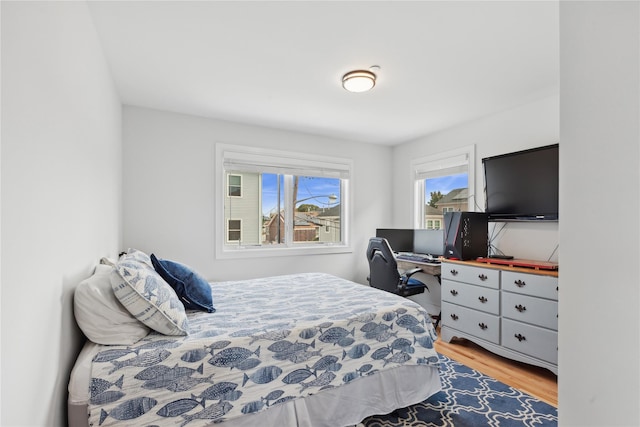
(225, 171), (260, 245)
(424, 172), (468, 229)
(293, 176), (341, 243)
(223, 171), (345, 248)
(262, 173), (285, 245)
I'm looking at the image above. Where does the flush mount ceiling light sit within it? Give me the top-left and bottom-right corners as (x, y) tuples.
(342, 69), (377, 93)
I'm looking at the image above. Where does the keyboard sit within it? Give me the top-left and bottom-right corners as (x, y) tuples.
(396, 253), (441, 264)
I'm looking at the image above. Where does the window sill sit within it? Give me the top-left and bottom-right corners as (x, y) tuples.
(216, 244), (352, 260)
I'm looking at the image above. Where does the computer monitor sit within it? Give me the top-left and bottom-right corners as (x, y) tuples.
(375, 228), (414, 253)
(413, 229), (444, 257)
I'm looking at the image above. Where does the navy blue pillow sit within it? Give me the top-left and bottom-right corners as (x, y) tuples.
(150, 254), (215, 313)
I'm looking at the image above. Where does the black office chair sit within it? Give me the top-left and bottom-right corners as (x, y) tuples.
(366, 237), (426, 297)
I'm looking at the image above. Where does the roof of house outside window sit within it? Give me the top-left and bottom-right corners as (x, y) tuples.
(438, 188), (467, 204)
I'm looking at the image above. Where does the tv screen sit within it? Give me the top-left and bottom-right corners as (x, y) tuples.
(375, 228), (414, 253)
(483, 144), (559, 221)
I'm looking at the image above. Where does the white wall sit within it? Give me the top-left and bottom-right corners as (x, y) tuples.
(122, 106), (392, 285)
(559, 2), (639, 425)
(393, 94), (560, 262)
(389, 94), (560, 346)
(1, 2), (122, 426)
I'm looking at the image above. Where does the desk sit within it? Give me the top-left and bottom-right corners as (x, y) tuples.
(396, 259), (442, 327)
(397, 259), (441, 276)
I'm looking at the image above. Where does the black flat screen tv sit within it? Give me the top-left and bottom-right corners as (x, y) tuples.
(482, 144), (559, 221)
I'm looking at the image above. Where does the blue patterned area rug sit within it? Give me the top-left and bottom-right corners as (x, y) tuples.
(363, 354), (557, 427)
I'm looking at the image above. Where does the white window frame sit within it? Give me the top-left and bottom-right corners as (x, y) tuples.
(216, 143), (352, 259)
(411, 145), (476, 229)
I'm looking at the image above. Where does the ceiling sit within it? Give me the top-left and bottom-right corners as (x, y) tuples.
(87, 1), (559, 146)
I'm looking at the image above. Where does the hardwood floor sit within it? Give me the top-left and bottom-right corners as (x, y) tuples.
(434, 328), (558, 407)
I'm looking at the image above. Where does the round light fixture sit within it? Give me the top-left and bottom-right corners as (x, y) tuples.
(342, 69), (377, 93)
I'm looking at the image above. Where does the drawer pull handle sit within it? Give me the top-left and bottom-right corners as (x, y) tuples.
(450, 289), (458, 296)
(514, 279), (526, 287)
(515, 333), (526, 342)
(450, 269), (458, 276)
(478, 322), (488, 330)
(515, 304), (526, 312)
(478, 296), (488, 303)
(478, 274), (488, 281)
(450, 314), (459, 321)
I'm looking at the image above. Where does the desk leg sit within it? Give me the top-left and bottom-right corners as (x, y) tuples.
(433, 274), (441, 329)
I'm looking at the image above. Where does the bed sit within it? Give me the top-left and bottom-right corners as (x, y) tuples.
(68, 250), (441, 427)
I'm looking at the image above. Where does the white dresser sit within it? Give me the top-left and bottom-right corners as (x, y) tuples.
(441, 260), (558, 374)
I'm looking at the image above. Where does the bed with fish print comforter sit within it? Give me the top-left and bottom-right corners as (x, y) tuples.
(81, 272), (440, 427)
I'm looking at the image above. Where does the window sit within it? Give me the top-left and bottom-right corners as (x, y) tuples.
(227, 219), (242, 242)
(216, 144), (352, 258)
(412, 145), (475, 229)
(227, 174), (242, 197)
(426, 219), (442, 230)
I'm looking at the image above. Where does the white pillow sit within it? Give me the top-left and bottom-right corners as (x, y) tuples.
(74, 263), (150, 345)
(121, 248), (155, 269)
(110, 251), (189, 336)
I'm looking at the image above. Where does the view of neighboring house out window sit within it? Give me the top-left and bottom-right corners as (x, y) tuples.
(411, 145), (475, 229)
(216, 144), (352, 258)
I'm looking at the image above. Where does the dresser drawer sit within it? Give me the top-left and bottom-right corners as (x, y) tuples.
(442, 280), (500, 315)
(442, 302), (500, 344)
(502, 271), (558, 300)
(502, 318), (558, 364)
(502, 292), (558, 330)
(441, 263), (500, 289)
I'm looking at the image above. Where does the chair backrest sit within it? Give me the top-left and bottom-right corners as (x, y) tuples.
(366, 237), (401, 294)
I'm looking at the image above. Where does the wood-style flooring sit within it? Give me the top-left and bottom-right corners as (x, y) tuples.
(434, 329), (558, 407)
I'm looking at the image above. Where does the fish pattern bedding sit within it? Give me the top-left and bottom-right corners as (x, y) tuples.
(87, 272), (440, 427)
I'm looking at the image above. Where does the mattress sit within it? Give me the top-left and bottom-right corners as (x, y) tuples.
(68, 272), (441, 427)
